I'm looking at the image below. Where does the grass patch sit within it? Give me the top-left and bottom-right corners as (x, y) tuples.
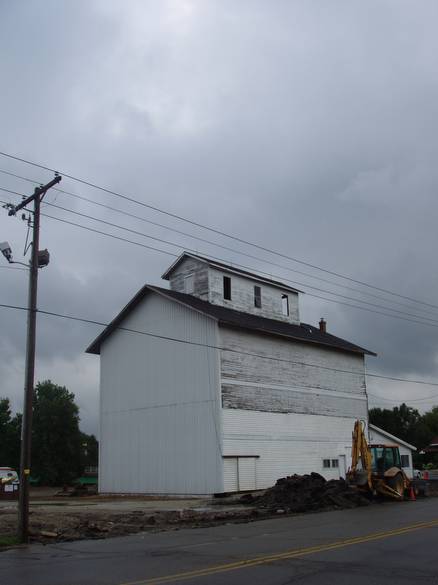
(0, 535), (20, 547)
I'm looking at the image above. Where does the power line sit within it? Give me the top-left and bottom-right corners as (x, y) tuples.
(0, 265), (27, 271)
(2, 300), (438, 390)
(1, 150), (438, 311)
(4, 168), (438, 318)
(3, 190), (438, 329)
(4, 196), (438, 330)
(43, 213), (178, 258)
(368, 393), (438, 405)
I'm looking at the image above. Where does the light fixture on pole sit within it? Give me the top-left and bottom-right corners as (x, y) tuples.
(0, 241), (13, 263)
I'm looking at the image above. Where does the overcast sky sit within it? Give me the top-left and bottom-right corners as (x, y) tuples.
(1, 0), (438, 435)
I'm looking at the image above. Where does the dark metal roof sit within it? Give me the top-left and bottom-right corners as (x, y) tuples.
(86, 285), (376, 357)
(161, 252), (302, 294)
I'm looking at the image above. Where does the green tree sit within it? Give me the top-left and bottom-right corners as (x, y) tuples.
(369, 403), (427, 447)
(369, 402), (438, 467)
(31, 380), (82, 485)
(0, 398), (21, 469)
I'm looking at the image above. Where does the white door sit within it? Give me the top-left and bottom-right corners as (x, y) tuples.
(338, 455), (347, 479)
(223, 458), (238, 492)
(238, 458), (257, 491)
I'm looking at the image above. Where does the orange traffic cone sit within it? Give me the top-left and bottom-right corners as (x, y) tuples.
(409, 485), (416, 501)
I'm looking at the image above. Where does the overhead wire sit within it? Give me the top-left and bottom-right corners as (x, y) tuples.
(3, 167), (438, 317)
(0, 265), (27, 271)
(2, 158), (438, 407)
(368, 393), (438, 404)
(1, 150), (438, 310)
(2, 189), (438, 329)
(1, 301), (438, 395)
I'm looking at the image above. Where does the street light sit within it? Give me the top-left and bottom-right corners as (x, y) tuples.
(0, 241), (29, 268)
(0, 241), (13, 263)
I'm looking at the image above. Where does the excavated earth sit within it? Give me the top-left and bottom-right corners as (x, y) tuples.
(0, 507), (260, 545)
(0, 474), (373, 546)
(240, 473), (372, 512)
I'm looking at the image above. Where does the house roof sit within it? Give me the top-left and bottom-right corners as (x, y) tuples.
(369, 424), (417, 451)
(161, 252), (302, 294)
(422, 436), (438, 452)
(86, 284), (376, 357)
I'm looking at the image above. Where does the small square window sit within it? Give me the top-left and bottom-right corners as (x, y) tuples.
(223, 276), (231, 300)
(401, 454), (410, 468)
(331, 459), (339, 468)
(323, 459), (331, 468)
(282, 294), (289, 316)
(254, 286), (261, 308)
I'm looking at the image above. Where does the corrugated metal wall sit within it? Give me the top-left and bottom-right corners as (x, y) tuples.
(99, 293), (223, 494)
(222, 409), (358, 487)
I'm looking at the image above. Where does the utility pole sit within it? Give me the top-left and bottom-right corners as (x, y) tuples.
(7, 174), (62, 543)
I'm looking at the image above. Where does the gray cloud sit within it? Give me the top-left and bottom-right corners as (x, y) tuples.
(2, 0), (438, 431)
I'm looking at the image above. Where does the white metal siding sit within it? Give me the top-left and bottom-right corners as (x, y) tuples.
(223, 458), (238, 491)
(222, 409), (357, 488)
(99, 293), (222, 494)
(238, 458), (257, 490)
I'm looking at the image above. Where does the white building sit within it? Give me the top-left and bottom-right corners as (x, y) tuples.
(368, 424), (416, 479)
(87, 252), (376, 494)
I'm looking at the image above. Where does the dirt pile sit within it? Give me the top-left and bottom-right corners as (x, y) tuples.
(242, 473), (371, 513)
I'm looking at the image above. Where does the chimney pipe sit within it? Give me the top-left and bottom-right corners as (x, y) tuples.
(319, 318), (326, 333)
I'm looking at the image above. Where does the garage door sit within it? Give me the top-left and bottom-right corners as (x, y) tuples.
(238, 458), (257, 491)
(223, 457), (257, 491)
(223, 457), (238, 492)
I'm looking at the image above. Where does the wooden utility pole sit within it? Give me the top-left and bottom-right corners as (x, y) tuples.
(8, 175), (62, 543)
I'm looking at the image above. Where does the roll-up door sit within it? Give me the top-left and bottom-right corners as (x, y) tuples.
(238, 457), (257, 490)
(223, 457), (238, 491)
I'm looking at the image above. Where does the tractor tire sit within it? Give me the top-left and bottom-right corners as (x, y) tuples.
(386, 472), (405, 498)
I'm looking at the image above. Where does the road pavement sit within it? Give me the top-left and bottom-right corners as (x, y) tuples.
(1, 498), (437, 584)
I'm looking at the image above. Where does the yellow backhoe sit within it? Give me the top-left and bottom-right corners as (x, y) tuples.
(347, 420), (412, 500)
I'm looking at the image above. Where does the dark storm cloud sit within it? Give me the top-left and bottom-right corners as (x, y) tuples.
(2, 0), (438, 430)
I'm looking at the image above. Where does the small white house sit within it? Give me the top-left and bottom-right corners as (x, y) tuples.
(368, 424), (416, 479)
(87, 252), (376, 494)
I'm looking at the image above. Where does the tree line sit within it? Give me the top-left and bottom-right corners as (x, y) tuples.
(0, 380), (98, 485)
(369, 403), (438, 467)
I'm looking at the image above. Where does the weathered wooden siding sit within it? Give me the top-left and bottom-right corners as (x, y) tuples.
(222, 409), (358, 487)
(219, 327), (367, 419)
(99, 293), (222, 495)
(209, 268), (300, 324)
(168, 257), (209, 300)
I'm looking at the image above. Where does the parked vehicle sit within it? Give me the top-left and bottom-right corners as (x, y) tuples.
(0, 467), (19, 500)
(0, 467), (18, 485)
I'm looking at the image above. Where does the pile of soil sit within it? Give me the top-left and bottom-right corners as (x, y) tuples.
(241, 473), (371, 513)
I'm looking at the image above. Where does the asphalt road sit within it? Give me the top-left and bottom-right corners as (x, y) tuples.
(1, 498), (438, 585)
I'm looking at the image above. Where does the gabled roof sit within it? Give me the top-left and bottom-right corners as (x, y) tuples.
(369, 424), (417, 451)
(161, 252), (302, 294)
(86, 284), (376, 357)
(422, 436), (438, 452)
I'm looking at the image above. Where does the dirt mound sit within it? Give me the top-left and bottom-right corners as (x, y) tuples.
(242, 473), (371, 513)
